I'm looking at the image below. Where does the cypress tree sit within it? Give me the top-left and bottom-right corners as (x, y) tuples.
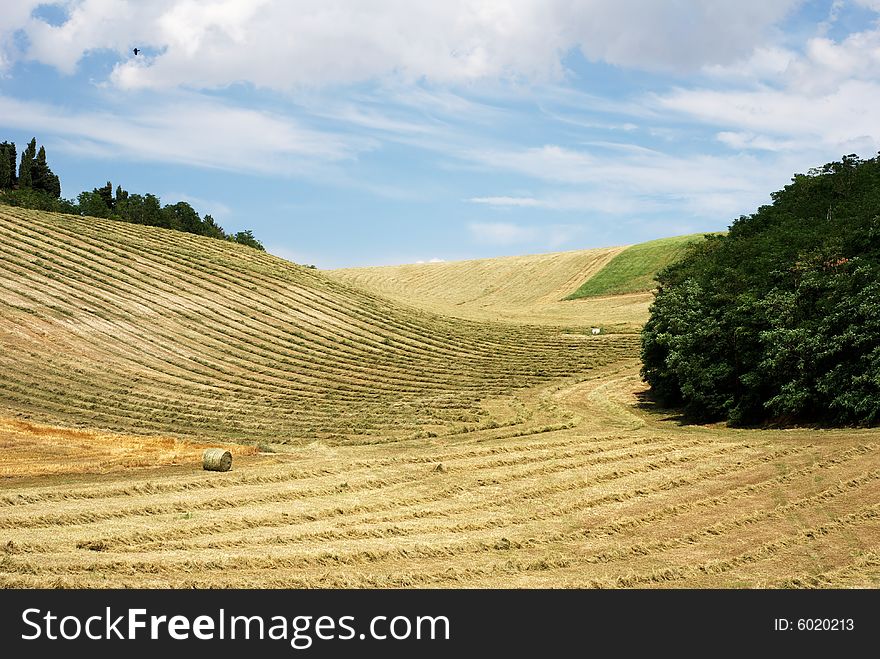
(31, 146), (50, 192)
(96, 181), (114, 210)
(0, 146), (10, 189)
(18, 138), (36, 189)
(27, 144), (62, 198)
(0, 141), (16, 189)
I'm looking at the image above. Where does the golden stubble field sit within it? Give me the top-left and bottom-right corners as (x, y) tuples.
(1, 207), (878, 588)
(328, 246), (653, 330)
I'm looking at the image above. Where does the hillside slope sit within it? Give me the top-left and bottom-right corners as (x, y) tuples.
(0, 207), (634, 444)
(566, 234), (709, 299)
(2, 207), (879, 589)
(329, 245), (651, 329)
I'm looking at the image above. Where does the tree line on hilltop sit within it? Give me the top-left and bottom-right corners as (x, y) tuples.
(641, 153), (880, 427)
(0, 137), (264, 250)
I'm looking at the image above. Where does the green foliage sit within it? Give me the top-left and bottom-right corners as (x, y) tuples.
(115, 192), (164, 226)
(17, 138), (36, 189)
(77, 190), (111, 218)
(0, 188), (77, 213)
(160, 200), (202, 232)
(201, 214), (228, 240)
(7, 138), (62, 198)
(31, 146), (61, 197)
(566, 234), (710, 299)
(95, 181), (114, 210)
(641, 154), (880, 426)
(0, 141), (16, 189)
(229, 229), (265, 251)
(0, 136), (267, 251)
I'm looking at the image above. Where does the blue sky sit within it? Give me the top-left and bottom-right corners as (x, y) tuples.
(1, 1), (879, 267)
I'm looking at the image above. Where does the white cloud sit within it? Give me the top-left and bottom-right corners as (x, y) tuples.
(414, 257), (446, 264)
(4, 0), (805, 85)
(657, 80), (880, 155)
(563, 0), (801, 73)
(4, 0), (878, 241)
(0, 0), (43, 72)
(715, 132), (800, 152)
(22, 0), (171, 75)
(468, 221), (583, 248)
(0, 93), (372, 174)
(467, 193), (645, 214)
(469, 144), (754, 193)
(661, 23), (880, 158)
(460, 142), (800, 219)
(703, 46), (797, 81)
(469, 196), (545, 208)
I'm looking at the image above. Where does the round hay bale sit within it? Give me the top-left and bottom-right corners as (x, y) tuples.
(202, 448), (232, 472)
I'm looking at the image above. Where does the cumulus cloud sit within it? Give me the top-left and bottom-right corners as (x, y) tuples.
(3, 0), (803, 84)
(655, 24), (880, 157)
(0, 0), (43, 72)
(21, 0), (169, 75)
(4, 0), (879, 240)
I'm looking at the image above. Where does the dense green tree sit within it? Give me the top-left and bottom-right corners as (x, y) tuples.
(95, 181), (114, 210)
(18, 138), (36, 189)
(1, 136), (266, 251)
(641, 154), (880, 426)
(0, 141), (16, 189)
(31, 146), (61, 198)
(76, 190), (111, 218)
(13, 138), (61, 197)
(141, 193), (163, 226)
(230, 229), (265, 251)
(160, 201), (203, 233)
(202, 214), (227, 240)
(114, 192), (140, 223)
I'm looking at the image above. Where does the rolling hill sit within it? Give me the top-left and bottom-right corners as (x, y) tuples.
(565, 234), (709, 299)
(0, 206), (633, 445)
(1, 206), (878, 589)
(329, 245), (652, 329)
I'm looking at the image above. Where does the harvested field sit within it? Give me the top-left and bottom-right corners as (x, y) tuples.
(1, 207), (878, 588)
(328, 245), (652, 330)
(0, 207), (632, 444)
(1, 361), (878, 588)
(0, 417), (256, 479)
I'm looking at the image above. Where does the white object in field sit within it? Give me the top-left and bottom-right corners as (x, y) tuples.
(202, 448), (232, 472)
(591, 327), (601, 335)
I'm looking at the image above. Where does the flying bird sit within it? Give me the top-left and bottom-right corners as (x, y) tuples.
(133, 48), (140, 56)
